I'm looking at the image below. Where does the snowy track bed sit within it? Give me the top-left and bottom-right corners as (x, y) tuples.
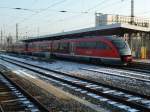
(0, 67), (43, 112)
(0, 55), (150, 112)
(0, 61), (102, 112)
(1, 54), (150, 96)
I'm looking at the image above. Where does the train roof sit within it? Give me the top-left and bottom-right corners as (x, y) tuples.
(22, 23), (150, 43)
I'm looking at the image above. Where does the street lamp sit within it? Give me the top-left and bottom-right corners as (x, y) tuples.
(122, 0), (134, 24)
(131, 0), (134, 24)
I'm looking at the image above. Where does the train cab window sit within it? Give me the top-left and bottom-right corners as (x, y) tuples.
(112, 40), (127, 49)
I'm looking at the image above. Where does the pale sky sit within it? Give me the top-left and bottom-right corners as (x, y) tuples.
(0, 0), (150, 39)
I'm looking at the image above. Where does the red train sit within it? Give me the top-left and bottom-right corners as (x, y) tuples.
(8, 36), (132, 65)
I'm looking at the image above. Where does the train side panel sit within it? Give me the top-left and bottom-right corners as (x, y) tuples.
(10, 36), (132, 65)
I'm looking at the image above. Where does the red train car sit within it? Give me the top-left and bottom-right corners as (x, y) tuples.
(7, 42), (26, 54)
(51, 36), (132, 64)
(11, 36), (132, 65)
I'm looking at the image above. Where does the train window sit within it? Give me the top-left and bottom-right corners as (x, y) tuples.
(76, 42), (84, 48)
(77, 42), (97, 49)
(59, 43), (69, 50)
(87, 42), (97, 48)
(112, 40), (127, 49)
(96, 41), (111, 50)
(52, 42), (59, 51)
(58, 42), (70, 53)
(79, 42), (85, 48)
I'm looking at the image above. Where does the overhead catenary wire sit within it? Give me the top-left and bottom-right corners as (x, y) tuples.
(101, 0), (128, 14)
(44, 0), (121, 25)
(19, 0), (68, 24)
(31, 0), (39, 7)
(4, 0), (68, 39)
(9, 0), (150, 38)
(38, 0), (121, 33)
(13, 0), (112, 28)
(86, 0), (108, 12)
(19, 0), (123, 37)
(7, 0), (68, 30)
(20, 0), (110, 30)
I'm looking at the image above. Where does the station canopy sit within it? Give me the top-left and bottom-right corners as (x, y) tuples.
(22, 23), (150, 42)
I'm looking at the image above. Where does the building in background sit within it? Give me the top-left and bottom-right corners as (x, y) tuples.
(95, 13), (150, 28)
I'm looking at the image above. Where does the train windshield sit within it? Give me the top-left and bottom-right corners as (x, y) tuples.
(112, 40), (127, 49)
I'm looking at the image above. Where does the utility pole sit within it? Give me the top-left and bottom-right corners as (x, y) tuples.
(131, 0), (134, 24)
(16, 23), (18, 42)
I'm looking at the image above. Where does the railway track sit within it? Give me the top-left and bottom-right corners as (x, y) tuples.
(1, 56), (150, 112)
(2, 55), (150, 86)
(80, 67), (150, 83)
(122, 63), (150, 74)
(3, 55), (150, 79)
(0, 71), (48, 112)
(96, 62), (150, 74)
(4, 53), (150, 74)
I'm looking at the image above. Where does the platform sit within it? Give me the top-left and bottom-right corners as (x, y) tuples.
(134, 59), (150, 64)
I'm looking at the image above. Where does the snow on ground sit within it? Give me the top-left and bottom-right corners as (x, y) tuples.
(0, 58), (40, 79)
(2, 54), (150, 77)
(1, 55), (142, 112)
(1, 54), (150, 96)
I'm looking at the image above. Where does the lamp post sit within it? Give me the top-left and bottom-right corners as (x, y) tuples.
(16, 23), (18, 42)
(131, 0), (134, 24)
(122, 0), (134, 24)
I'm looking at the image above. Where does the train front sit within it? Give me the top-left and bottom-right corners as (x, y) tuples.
(112, 39), (132, 64)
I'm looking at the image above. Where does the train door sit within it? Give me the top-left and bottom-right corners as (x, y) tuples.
(70, 42), (75, 56)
